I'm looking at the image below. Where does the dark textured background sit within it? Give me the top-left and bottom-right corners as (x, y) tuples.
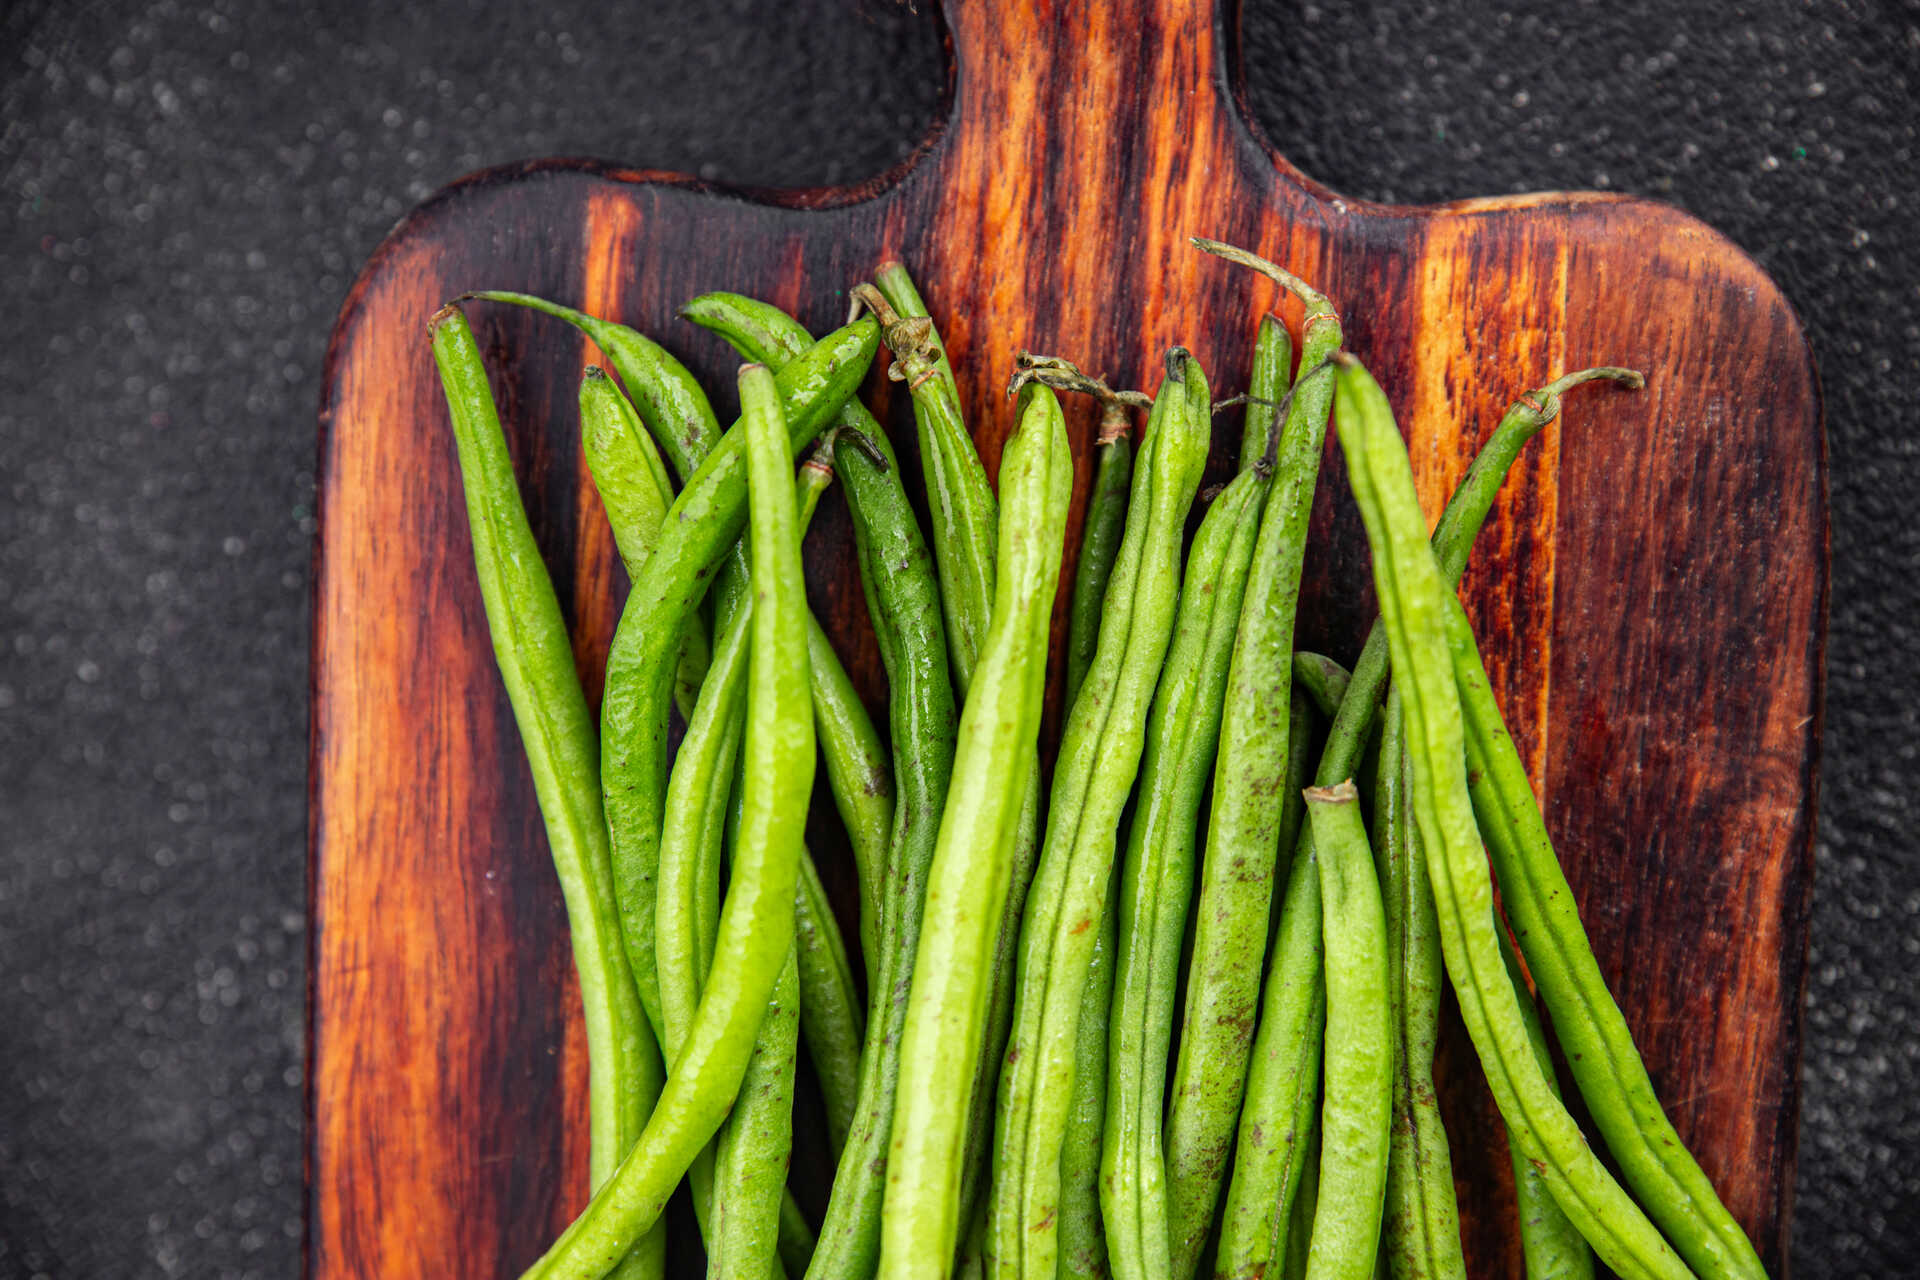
(1, 1), (1912, 1276)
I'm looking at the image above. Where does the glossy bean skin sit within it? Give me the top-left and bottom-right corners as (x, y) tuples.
(709, 948), (802, 1280)
(1330, 353), (1689, 1280)
(1445, 588), (1762, 1280)
(1241, 312), (1294, 472)
(989, 352), (1210, 1280)
(1497, 928), (1593, 1280)
(599, 318), (876, 1046)
(1101, 467), (1270, 1280)
(1167, 247), (1342, 1280)
(467, 289), (720, 484)
(1065, 411), (1135, 706)
(681, 290), (898, 977)
(1302, 781), (1393, 1280)
(1291, 652), (1354, 723)
(578, 369), (712, 721)
(432, 312), (666, 1280)
(806, 423), (961, 1279)
(1217, 362), (1643, 1280)
(878, 385), (1072, 1280)
(1372, 691), (1469, 1280)
(521, 364), (818, 1280)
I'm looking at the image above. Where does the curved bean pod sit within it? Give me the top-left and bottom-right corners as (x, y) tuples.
(1167, 243), (1342, 1279)
(429, 309), (661, 1233)
(599, 318), (876, 1044)
(878, 384), (1072, 1280)
(521, 363), (818, 1280)
(1446, 587), (1761, 1280)
(990, 350), (1210, 1280)
(465, 289), (720, 483)
(1102, 467), (1270, 1280)
(1331, 351), (1689, 1280)
(1302, 780), (1393, 1280)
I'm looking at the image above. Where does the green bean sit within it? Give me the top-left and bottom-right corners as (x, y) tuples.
(990, 350), (1210, 1280)
(1445, 586), (1761, 1280)
(577, 368), (706, 720)
(1059, 870), (1120, 1279)
(1167, 243), (1341, 1279)
(656, 457), (860, 1265)
(522, 362), (818, 1280)
(1497, 927), (1593, 1280)
(878, 384), (1072, 1280)
(1102, 466), (1270, 1280)
(868, 263), (993, 686)
(794, 833), (863, 1138)
(465, 289), (720, 484)
(681, 290), (897, 974)
(599, 318), (876, 1046)
(806, 415), (960, 1279)
(1217, 361), (1641, 1279)
(858, 274), (1038, 1241)
(1284, 1111), (1321, 1280)
(1065, 405), (1136, 707)
(709, 947), (802, 1280)
(429, 309), (661, 1238)
(1214, 732), (1326, 1280)
(1242, 312), (1294, 473)
(1292, 651), (1354, 723)
(1373, 691), (1468, 1280)
(1302, 780), (1393, 1280)
(1330, 351), (1689, 1280)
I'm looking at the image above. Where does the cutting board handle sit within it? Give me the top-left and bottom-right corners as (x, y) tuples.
(934, 0), (1313, 206)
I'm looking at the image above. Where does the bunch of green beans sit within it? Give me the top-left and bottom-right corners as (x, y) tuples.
(425, 240), (1763, 1280)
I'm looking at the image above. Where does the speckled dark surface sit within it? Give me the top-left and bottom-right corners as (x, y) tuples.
(0, 2), (1911, 1276)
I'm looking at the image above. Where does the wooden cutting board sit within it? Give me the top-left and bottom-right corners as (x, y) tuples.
(307, 1), (1825, 1274)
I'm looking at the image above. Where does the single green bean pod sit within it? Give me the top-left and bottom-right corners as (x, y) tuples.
(989, 350), (1211, 1280)
(1331, 351), (1688, 1280)
(429, 311), (662, 1278)
(1066, 403), (1137, 708)
(879, 384), (1073, 1280)
(1059, 871), (1120, 1279)
(1166, 242), (1342, 1279)
(1302, 778), (1393, 1280)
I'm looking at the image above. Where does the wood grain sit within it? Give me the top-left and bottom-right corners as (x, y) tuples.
(308, 1), (1825, 1275)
